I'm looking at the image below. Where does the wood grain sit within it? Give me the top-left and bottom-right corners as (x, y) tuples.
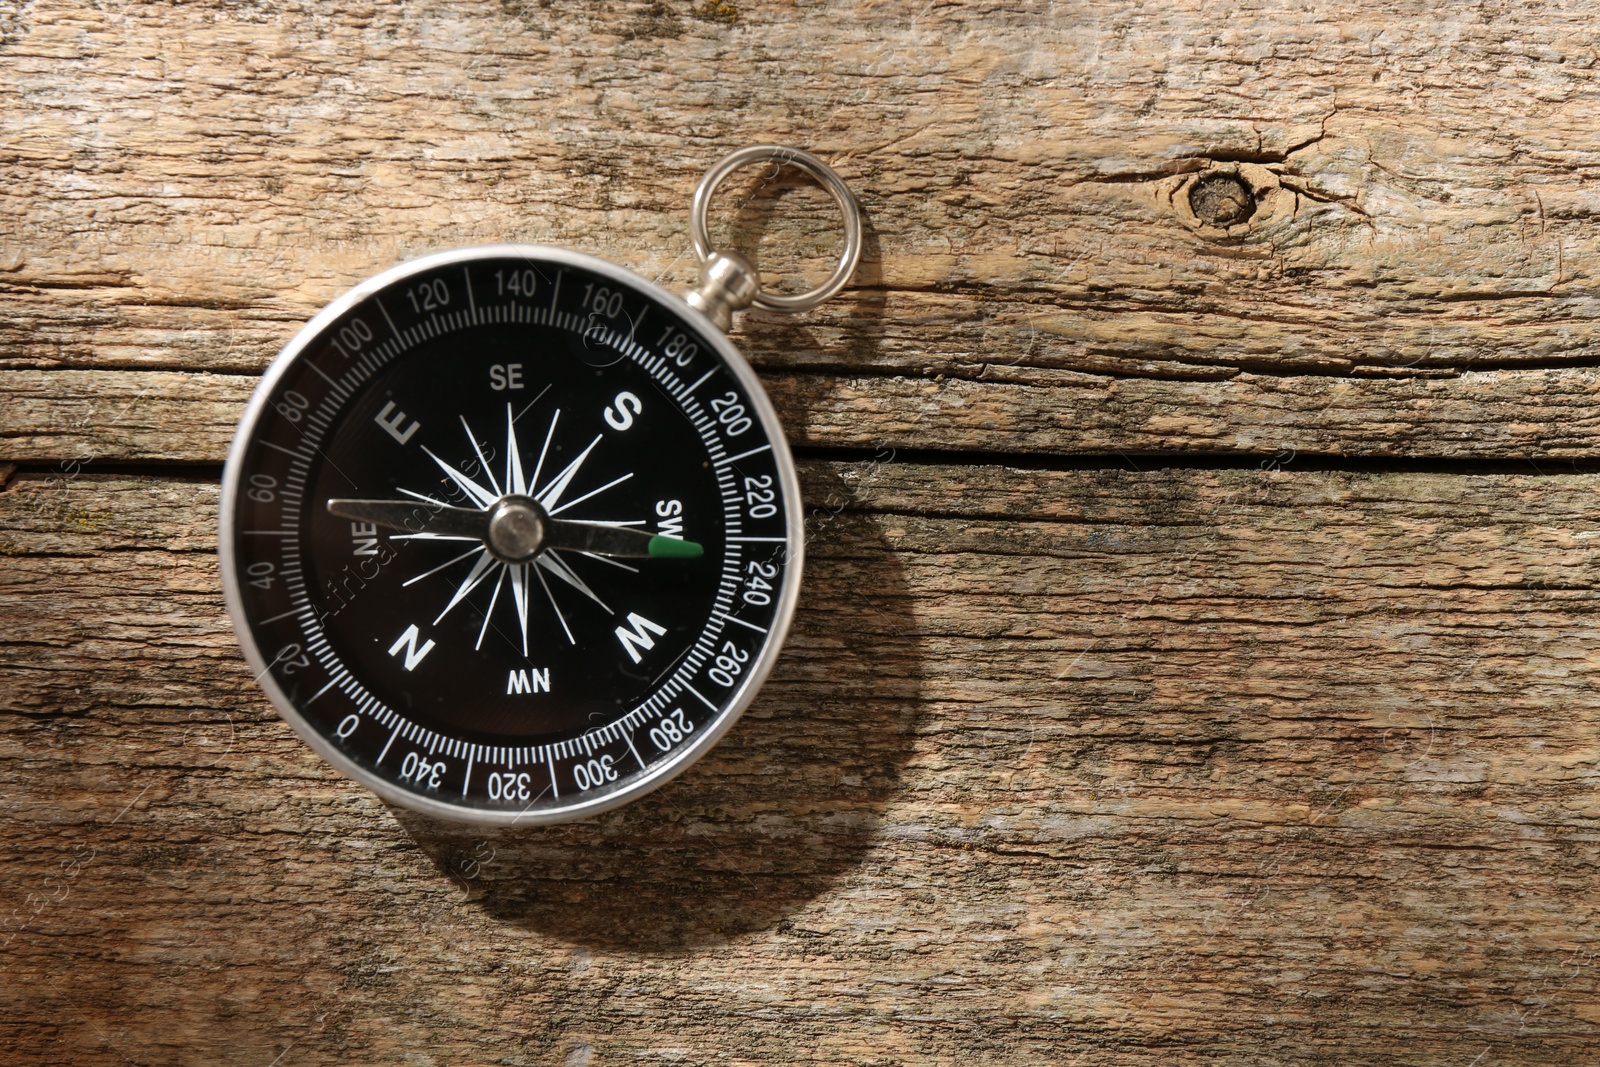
(6, 465), (1600, 1065)
(6, 0), (1600, 1063)
(14, 364), (1600, 465)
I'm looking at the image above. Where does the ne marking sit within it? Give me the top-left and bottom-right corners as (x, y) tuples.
(720, 614), (769, 635)
(716, 444), (772, 468)
(685, 367), (718, 394)
(623, 728), (645, 769)
(463, 266), (476, 313)
(728, 536), (787, 543)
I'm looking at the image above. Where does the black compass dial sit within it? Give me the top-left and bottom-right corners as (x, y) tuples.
(220, 248), (800, 823)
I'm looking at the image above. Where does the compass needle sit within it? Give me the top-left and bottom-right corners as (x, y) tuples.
(508, 563), (531, 656)
(397, 488), (450, 508)
(542, 518), (702, 559)
(328, 497), (488, 539)
(223, 144), (863, 821)
(579, 552), (640, 574)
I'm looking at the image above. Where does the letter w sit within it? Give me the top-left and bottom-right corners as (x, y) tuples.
(614, 613), (667, 664)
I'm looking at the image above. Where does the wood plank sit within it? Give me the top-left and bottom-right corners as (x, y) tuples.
(4, 0), (1600, 386)
(9, 365), (1600, 465)
(4, 465), (1600, 1063)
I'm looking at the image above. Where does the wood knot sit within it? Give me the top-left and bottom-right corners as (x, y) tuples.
(1187, 173), (1256, 228)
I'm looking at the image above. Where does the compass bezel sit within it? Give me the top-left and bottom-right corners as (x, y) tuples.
(219, 244), (805, 825)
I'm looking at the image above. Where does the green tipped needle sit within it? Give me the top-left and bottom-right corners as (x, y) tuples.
(648, 536), (704, 559)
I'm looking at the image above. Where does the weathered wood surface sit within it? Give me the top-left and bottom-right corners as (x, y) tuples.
(7, 465), (1600, 1066)
(6, 0), (1600, 1064)
(19, 365), (1600, 464)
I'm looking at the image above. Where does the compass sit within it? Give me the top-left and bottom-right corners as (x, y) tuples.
(219, 147), (862, 824)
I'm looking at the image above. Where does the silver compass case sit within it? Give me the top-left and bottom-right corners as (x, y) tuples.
(219, 147), (860, 825)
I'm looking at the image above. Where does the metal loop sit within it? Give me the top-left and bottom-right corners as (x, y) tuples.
(689, 145), (862, 314)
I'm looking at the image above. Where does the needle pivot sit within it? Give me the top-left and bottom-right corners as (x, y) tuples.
(326, 497), (703, 560)
(485, 495), (546, 563)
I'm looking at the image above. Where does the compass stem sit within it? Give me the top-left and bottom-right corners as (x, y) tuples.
(683, 251), (759, 333)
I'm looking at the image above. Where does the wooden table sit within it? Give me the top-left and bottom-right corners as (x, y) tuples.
(5, 2), (1600, 1063)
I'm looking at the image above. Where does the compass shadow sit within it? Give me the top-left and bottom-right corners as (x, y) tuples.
(392, 493), (923, 951)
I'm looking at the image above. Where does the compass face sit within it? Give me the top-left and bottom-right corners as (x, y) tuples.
(219, 246), (802, 824)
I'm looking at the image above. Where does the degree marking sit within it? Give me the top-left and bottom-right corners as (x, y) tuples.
(257, 606), (304, 626)
(716, 444), (772, 468)
(623, 729), (645, 769)
(377, 724), (400, 766)
(682, 681), (717, 711)
(376, 297), (402, 339)
(303, 678), (338, 706)
(258, 439), (306, 459)
(463, 267), (476, 314)
(686, 367), (718, 394)
(719, 613), (769, 635)
(626, 304), (648, 344)
(306, 360), (342, 393)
